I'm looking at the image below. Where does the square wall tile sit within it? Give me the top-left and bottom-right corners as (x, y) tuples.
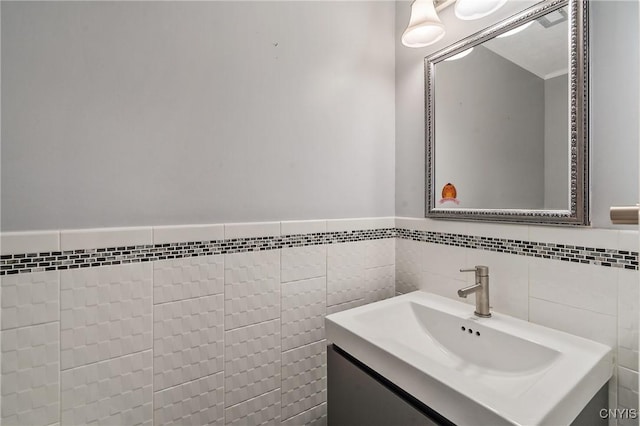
(619, 269), (639, 371)
(282, 403), (327, 426)
(364, 265), (395, 305)
(60, 227), (152, 251)
(327, 242), (366, 306)
(395, 239), (423, 294)
(153, 255), (224, 305)
(1, 271), (59, 330)
(365, 238), (395, 268)
(1, 231), (59, 255)
(225, 388), (281, 426)
(1, 322), (59, 426)
(281, 245), (327, 283)
(529, 298), (617, 348)
(529, 258), (618, 316)
(61, 350), (153, 426)
(224, 319), (280, 407)
(153, 372), (224, 426)
(224, 222), (280, 239)
(419, 271), (467, 302)
(225, 251), (280, 330)
(282, 277), (326, 352)
(281, 341), (327, 421)
(422, 242), (468, 280)
(60, 263), (152, 369)
(152, 224), (224, 245)
(281, 220), (327, 236)
(153, 294), (224, 391)
(326, 217), (394, 232)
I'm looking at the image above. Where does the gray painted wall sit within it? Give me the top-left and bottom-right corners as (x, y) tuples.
(434, 45), (545, 210)
(1, 1), (396, 231)
(544, 74), (569, 210)
(395, 0), (639, 229)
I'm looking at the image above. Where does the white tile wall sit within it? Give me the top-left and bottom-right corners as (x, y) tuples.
(281, 245), (327, 284)
(153, 294), (224, 390)
(224, 319), (281, 407)
(153, 255), (224, 305)
(60, 227), (153, 251)
(225, 388), (281, 426)
(60, 350), (153, 426)
(281, 340), (327, 421)
(0, 222), (394, 425)
(1, 322), (59, 426)
(1, 271), (59, 330)
(153, 372), (224, 426)
(619, 269), (639, 371)
(60, 263), (153, 370)
(2, 219), (636, 425)
(281, 277), (326, 352)
(281, 402), (327, 426)
(1, 231), (60, 256)
(224, 251), (280, 330)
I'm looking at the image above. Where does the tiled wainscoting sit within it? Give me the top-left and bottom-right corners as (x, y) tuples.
(395, 217), (640, 426)
(1, 216), (638, 426)
(0, 219), (396, 426)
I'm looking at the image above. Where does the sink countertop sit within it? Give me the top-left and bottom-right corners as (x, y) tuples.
(325, 291), (613, 426)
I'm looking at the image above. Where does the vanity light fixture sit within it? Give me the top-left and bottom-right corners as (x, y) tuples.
(402, 0), (508, 48)
(401, 0), (446, 48)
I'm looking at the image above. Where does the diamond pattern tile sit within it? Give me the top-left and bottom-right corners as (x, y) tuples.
(224, 251), (280, 330)
(282, 402), (327, 426)
(225, 388), (281, 426)
(153, 255), (224, 305)
(154, 294), (224, 390)
(60, 264), (153, 369)
(60, 350), (153, 426)
(281, 341), (327, 421)
(364, 265), (395, 305)
(224, 319), (280, 407)
(153, 372), (224, 426)
(327, 242), (365, 307)
(1, 271), (59, 330)
(281, 245), (327, 283)
(395, 239), (422, 294)
(282, 277), (326, 352)
(1, 322), (59, 426)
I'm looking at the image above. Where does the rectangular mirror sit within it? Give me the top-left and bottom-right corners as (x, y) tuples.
(425, 0), (589, 225)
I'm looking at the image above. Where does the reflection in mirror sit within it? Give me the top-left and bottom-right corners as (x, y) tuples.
(426, 0), (588, 225)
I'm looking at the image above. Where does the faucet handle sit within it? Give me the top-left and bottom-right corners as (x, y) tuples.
(459, 265), (489, 275)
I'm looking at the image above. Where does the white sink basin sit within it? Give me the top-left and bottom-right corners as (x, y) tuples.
(325, 291), (613, 426)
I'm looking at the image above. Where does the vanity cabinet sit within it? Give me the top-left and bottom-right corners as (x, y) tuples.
(327, 344), (608, 426)
(327, 344), (453, 426)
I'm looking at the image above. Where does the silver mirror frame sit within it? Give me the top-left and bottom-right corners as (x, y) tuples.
(425, 0), (589, 225)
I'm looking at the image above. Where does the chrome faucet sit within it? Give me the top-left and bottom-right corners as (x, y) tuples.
(458, 265), (491, 318)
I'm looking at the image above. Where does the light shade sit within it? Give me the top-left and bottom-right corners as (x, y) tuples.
(402, 0), (446, 48)
(454, 0), (508, 20)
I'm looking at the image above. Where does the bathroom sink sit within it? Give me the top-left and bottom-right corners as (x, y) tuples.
(325, 291), (613, 426)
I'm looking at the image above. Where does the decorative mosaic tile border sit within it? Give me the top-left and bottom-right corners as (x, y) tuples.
(396, 229), (639, 271)
(1, 227), (637, 276)
(0, 229), (395, 276)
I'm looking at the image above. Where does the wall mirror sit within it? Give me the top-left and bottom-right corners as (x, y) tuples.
(425, 0), (589, 225)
